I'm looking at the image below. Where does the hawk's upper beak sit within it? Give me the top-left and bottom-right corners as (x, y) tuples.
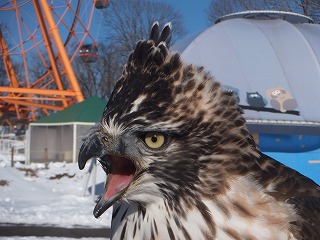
(78, 132), (104, 170)
(78, 131), (136, 218)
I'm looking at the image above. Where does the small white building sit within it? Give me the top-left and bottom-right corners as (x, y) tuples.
(26, 97), (107, 164)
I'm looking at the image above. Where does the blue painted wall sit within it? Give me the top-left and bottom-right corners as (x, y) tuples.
(259, 134), (320, 153)
(263, 148), (320, 185)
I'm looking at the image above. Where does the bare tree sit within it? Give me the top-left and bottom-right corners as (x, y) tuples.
(0, 57), (6, 87)
(207, 0), (242, 24)
(103, 0), (186, 56)
(0, 23), (10, 86)
(208, 0), (320, 24)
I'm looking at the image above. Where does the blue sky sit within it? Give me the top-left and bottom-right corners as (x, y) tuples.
(92, 0), (213, 40)
(158, 0), (212, 35)
(91, 0), (213, 41)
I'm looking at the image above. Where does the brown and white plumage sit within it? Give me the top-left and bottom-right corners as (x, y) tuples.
(78, 22), (320, 239)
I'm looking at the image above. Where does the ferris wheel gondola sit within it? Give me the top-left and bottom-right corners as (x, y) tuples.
(79, 44), (99, 63)
(95, 0), (111, 9)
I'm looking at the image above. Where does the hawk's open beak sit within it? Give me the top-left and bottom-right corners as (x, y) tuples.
(78, 132), (136, 218)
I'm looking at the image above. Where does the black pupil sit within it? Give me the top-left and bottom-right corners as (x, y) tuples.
(151, 135), (158, 143)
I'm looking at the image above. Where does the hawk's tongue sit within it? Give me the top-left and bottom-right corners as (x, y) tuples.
(104, 156), (135, 199)
(105, 173), (134, 199)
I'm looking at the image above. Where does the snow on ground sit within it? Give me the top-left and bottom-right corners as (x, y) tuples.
(0, 152), (112, 230)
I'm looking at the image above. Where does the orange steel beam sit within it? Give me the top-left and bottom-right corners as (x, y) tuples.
(32, 0), (68, 107)
(42, 108), (49, 116)
(39, 0), (84, 103)
(0, 86), (77, 96)
(63, 0), (82, 46)
(14, 0), (30, 88)
(0, 28), (19, 88)
(1, 96), (68, 101)
(0, 27), (21, 120)
(4, 119), (14, 129)
(4, 99), (65, 111)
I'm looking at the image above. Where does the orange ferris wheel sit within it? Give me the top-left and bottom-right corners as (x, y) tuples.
(0, 0), (109, 127)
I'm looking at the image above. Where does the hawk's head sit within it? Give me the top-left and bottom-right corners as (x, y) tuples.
(78, 22), (258, 218)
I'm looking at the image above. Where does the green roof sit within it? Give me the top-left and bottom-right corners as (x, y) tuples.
(34, 96), (107, 124)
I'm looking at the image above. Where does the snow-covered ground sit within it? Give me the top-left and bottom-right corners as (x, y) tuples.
(0, 150), (112, 239)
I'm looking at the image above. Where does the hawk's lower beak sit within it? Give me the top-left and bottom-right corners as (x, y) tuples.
(93, 155), (135, 218)
(94, 190), (120, 218)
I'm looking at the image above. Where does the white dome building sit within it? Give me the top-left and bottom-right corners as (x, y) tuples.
(172, 11), (320, 135)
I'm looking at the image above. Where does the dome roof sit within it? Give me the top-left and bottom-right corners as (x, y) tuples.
(215, 10), (314, 24)
(172, 11), (320, 135)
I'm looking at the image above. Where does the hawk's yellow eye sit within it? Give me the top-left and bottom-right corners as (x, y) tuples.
(144, 132), (165, 149)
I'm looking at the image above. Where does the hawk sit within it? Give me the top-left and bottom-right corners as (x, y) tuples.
(78, 22), (320, 239)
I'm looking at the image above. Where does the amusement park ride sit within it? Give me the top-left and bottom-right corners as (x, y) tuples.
(0, 0), (110, 128)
